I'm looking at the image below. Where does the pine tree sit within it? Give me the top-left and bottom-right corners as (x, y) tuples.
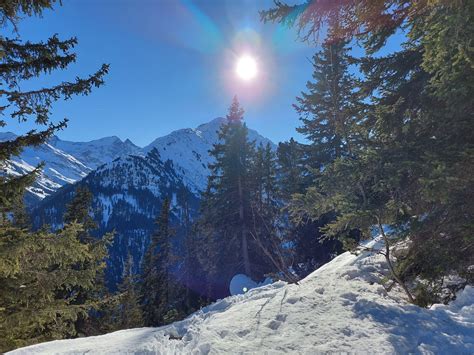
(0, 223), (110, 352)
(195, 97), (258, 298)
(108, 254), (144, 331)
(263, 0), (474, 303)
(0, 2), (109, 349)
(62, 186), (113, 335)
(141, 198), (178, 326)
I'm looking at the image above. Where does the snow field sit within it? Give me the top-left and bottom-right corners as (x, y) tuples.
(10, 240), (474, 354)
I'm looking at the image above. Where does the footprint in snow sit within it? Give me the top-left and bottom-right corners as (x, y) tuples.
(286, 296), (302, 304)
(266, 314), (287, 330)
(236, 329), (251, 338)
(340, 292), (358, 306)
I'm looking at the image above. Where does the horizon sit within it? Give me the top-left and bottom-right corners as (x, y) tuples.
(1, 116), (269, 148)
(2, 1), (472, 353)
(2, 0), (404, 146)
(3, 0), (319, 146)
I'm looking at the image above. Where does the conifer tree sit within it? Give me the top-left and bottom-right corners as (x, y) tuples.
(0, 2), (110, 349)
(62, 186), (113, 335)
(295, 41), (362, 167)
(249, 143), (294, 280)
(0, 1), (108, 214)
(263, 0), (474, 303)
(64, 186), (97, 241)
(0, 223), (110, 352)
(276, 138), (308, 198)
(110, 254), (144, 330)
(195, 97), (258, 297)
(11, 192), (30, 229)
(141, 198), (178, 326)
(279, 42), (362, 276)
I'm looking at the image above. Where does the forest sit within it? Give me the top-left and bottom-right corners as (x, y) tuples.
(0, 0), (473, 353)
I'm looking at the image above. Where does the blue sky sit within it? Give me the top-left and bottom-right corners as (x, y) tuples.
(6, 0), (322, 146)
(6, 0), (404, 146)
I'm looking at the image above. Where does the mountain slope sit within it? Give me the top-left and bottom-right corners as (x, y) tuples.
(32, 148), (199, 288)
(49, 135), (141, 170)
(0, 133), (141, 202)
(9, 239), (474, 354)
(29, 118), (274, 288)
(2, 118), (273, 200)
(144, 117), (275, 192)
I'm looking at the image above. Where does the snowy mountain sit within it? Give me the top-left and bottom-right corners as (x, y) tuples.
(1, 118), (273, 201)
(9, 239), (474, 354)
(15, 118), (275, 287)
(32, 148), (200, 288)
(49, 135), (142, 172)
(144, 117), (275, 192)
(0, 132), (141, 202)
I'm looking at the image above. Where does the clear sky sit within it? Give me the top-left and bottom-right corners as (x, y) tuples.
(6, 0), (324, 146)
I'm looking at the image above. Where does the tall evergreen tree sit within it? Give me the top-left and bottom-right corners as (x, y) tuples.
(280, 42), (362, 277)
(249, 143), (288, 278)
(195, 98), (294, 296)
(263, 0), (474, 304)
(110, 254), (144, 331)
(195, 97), (259, 298)
(62, 186), (113, 335)
(295, 41), (362, 167)
(0, 1), (109, 350)
(141, 198), (179, 326)
(276, 138), (309, 198)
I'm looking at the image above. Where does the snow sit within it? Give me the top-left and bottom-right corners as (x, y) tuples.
(144, 117), (275, 192)
(1, 119), (275, 200)
(9, 239), (474, 354)
(0, 132), (140, 200)
(229, 274), (272, 296)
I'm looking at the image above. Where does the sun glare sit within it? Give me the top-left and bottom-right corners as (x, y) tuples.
(236, 55), (257, 81)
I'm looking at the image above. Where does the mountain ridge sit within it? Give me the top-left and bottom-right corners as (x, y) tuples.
(1, 118), (275, 200)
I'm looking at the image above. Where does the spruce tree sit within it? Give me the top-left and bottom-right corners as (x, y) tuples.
(0, 1), (108, 214)
(0, 223), (110, 352)
(108, 254), (144, 331)
(295, 41), (362, 167)
(141, 198), (178, 326)
(249, 143), (288, 278)
(11, 192), (30, 229)
(0, 1), (110, 349)
(64, 186), (97, 238)
(62, 186), (113, 335)
(281, 42), (362, 276)
(196, 97), (258, 297)
(276, 138), (308, 198)
(263, 0), (474, 303)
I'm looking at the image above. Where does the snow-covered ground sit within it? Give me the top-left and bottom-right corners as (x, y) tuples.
(10, 241), (473, 354)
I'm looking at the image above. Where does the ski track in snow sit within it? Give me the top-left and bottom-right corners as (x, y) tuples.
(9, 239), (474, 354)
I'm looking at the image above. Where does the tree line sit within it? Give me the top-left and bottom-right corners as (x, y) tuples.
(1, 0), (473, 352)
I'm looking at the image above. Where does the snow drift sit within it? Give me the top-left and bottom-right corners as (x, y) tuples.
(10, 240), (474, 354)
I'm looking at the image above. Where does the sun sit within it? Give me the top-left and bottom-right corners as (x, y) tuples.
(236, 55), (257, 81)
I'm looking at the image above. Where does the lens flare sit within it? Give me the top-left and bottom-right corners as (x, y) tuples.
(236, 55), (257, 81)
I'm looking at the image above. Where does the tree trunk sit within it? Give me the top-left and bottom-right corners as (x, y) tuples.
(238, 176), (251, 276)
(377, 220), (415, 303)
